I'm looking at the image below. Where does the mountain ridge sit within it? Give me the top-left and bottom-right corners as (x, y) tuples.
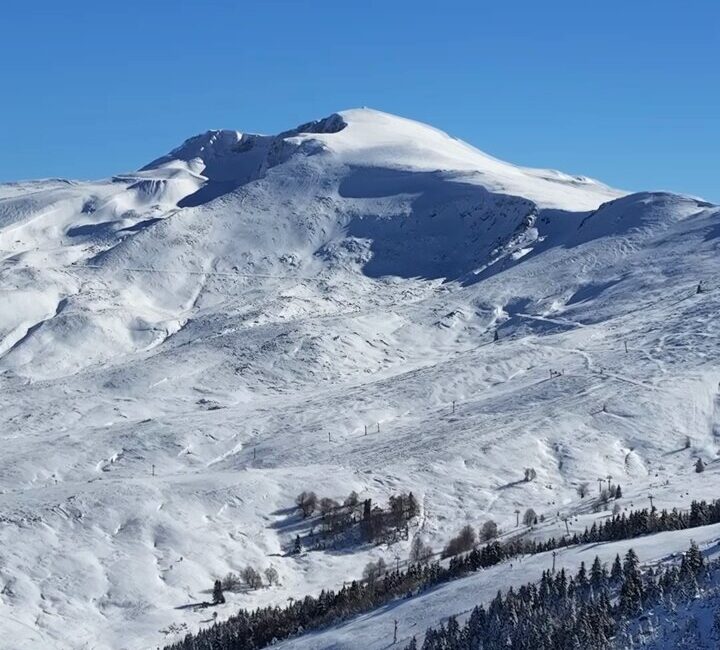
(136, 107), (625, 212)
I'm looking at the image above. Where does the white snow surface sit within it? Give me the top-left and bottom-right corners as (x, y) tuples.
(0, 108), (719, 649)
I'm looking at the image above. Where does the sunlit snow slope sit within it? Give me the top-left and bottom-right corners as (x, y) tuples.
(0, 109), (718, 649)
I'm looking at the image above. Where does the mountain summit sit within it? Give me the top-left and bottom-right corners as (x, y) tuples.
(140, 108), (623, 211)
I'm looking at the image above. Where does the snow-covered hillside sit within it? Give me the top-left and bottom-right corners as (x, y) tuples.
(0, 108), (718, 649)
(271, 526), (720, 650)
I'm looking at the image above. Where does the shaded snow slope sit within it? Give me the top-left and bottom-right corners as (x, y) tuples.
(0, 109), (718, 649)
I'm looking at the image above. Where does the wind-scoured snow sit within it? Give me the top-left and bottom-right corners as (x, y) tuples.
(0, 108), (718, 649)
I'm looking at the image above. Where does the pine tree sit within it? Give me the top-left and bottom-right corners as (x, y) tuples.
(363, 499), (372, 520)
(523, 508), (538, 527)
(590, 556), (606, 589)
(611, 554), (623, 582)
(619, 573), (642, 616)
(623, 548), (640, 580)
(618, 548), (644, 617)
(212, 579), (225, 605)
(576, 561), (588, 590)
(684, 540), (704, 575)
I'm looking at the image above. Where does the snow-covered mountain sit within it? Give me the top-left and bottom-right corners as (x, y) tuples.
(1, 108), (718, 649)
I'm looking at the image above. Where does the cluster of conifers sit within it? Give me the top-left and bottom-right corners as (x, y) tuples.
(164, 497), (720, 650)
(411, 541), (706, 649)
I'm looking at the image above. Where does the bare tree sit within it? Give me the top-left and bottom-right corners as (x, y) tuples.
(264, 566), (279, 586)
(296, 491), (318, 518)
(241, 566), (263, 590)
(442, 524), (476, 558)
(480, 519), (499, 541)
(319, 497), (340, 515)
(363, 557), (387, 582)
(221, 572), (243, 592)
(409, 536), (433, 564)
(598, 488), (610, 506)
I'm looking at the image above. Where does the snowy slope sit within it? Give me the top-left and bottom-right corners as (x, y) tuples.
(0, 108), (719, 649)
(273, 525), (720, 650)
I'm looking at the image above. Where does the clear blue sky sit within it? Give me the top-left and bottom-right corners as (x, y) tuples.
(2, 1), (718, 201)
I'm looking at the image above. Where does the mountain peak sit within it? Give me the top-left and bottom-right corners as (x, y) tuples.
(140, 109), (623, 211)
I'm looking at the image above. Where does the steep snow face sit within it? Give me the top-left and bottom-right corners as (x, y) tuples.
(0, 109), (719, 649)
(141, 129), (273, 187)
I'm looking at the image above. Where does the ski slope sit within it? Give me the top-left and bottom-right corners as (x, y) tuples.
(0, 108), (719, 649)
(273, 524), (720, 650)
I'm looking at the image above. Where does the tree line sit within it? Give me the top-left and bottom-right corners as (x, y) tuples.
(164, 496), (720, 650)
(410, 540), (707, 649)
